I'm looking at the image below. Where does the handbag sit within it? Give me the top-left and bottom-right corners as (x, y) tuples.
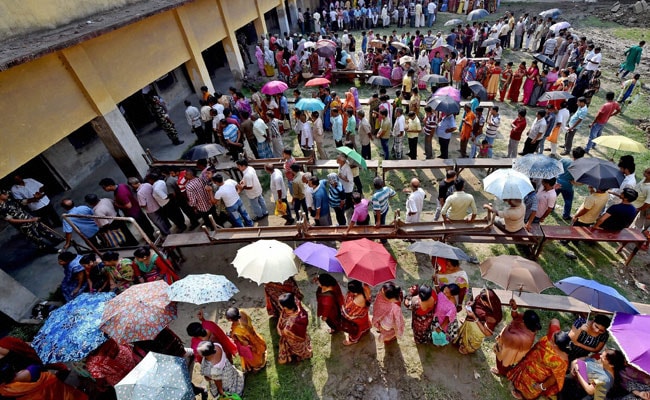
(274, 200), (287, 216)
(546, 125), (561, 143)
(102, 229), (126, 247)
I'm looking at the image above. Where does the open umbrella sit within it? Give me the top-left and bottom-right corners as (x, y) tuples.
(181, 143), (226, 160)
(420, 74), (449, 85)
(512, 154), (564, 179)
(444, 19), (464, 26)
(261, 80), (288, 95)
(550, 21), (571, 33)
(115, 352), (194, 400)
(555, 276), (640, 314)
(533, 53), (556, 68)
(466, 81), (488, 101)
(593, 136), (647, 154)
(540, 8), (562, 19)
(232, 239), (298, 285)
(467, 9), (490, 21)
(407, 240), (470, 261)
(480, 255), (554, 294)
(305, 77), (331, 87)
(315, 39), (337, 57)
(391, 41), (409, 50)
(336, 238), (397, 286)
(295, 98), (326, 111)
(568, 157), (624, 190)
(100, 280), (177, 343)
(303, 41), (316, 49)
(32, 292), (114, 364)
(399, 56), (414, 66)
(537, 91), (574, 102)
(483, 169), (535, 200)
(480, 38), (500, 47)
(610, 313), (650, 375)
(294, 242), (344, 273)
(427, 95), (461, 114)
(169, 274), (239, 305)
(369, 39), (385, 49)
(367, 75), (392, 87)
(429, 45), (456, 59)
(433, 86), (461, 102)
(337, 146), (367, 169)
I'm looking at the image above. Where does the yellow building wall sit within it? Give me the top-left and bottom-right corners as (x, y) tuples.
(81, 12), (191, 104)
(183, 0), (227, 50)
(0, 53), (97, 175)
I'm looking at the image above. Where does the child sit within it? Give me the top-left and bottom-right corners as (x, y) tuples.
(432, 326), (449, 346)
(478, 139), (492, 158)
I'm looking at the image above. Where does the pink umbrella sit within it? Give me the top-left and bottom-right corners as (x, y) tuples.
(433, 86), (461, 102)
(261, 80), (289, 95)
(429, 45), (456, 60)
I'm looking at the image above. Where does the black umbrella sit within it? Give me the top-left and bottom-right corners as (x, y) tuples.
(533, 53), (555, 68)
(182, 144), (226, 160)
(466, 81), (488, 101)
(567, 158), (624, 191)
(420, 74), (449, 85)
(427, 95), (460, 115)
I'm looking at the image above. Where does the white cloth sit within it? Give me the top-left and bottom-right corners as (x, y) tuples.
(392, 115), (406, 137)
(11, 178), (49, 211)
(241, 166), (263, 198)
(406, 188), (425, 223)
(270, 169), (287, 201)
(185, 106), (202, 128)
(92, 198), (117, 227)
(301, 121), (313, 148)
(152, 180), (170, 207)
(214, 179), (241, 207)
(338, 162), (354, 193)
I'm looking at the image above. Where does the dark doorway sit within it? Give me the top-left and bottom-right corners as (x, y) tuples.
(202, 42), (227, 77)
(2, 154), (69, 195)
(265, 9), (280, 33)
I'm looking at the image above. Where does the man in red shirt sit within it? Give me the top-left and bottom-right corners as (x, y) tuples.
(507, 109), (527, 158)
(99, 177), (155, 239)
(584, 91), (620, 153)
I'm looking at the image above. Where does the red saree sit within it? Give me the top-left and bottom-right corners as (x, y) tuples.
(316, 285), (345, 332)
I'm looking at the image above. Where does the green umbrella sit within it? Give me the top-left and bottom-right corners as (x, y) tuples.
(336, 146), (367, 170)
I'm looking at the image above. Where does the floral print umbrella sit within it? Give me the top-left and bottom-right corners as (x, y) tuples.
(169, 274), (239, 305)
(32, 292), (115, 364)
(100, 280), (177, 343)
(115, 352), (194, 400)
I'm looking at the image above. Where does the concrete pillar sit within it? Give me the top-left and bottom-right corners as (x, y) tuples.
(174, 8), (215, 97)
(223, 35), (246, 83)
(91, 109), (149, 179)
(253, 0), (268, 39)
(60, 46), (148, 180)
(277, 2), (291, 35)
(288, 0), (299, 30)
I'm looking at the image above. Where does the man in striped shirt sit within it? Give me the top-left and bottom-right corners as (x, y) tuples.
(219, 119), (243, 160)
(184, 169), (222, 230)
(423, 106), (438, 160)
(482, 106), (500, 158)
(371, 177), (396, 237)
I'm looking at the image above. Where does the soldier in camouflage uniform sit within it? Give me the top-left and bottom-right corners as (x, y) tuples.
(0, 190), (62, 252)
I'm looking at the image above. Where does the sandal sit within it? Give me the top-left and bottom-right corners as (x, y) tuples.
(490, 367), (500, 375)
(510, 389), (523, 399)
(343, 339), (357, 346)
(458, 345), (468, 355)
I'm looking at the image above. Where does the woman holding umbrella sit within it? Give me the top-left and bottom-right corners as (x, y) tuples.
(315, 273), (346, 334)
(225, 307), (267, 373)
(342, 280), (372, 346)
(277, 292), (312, 364)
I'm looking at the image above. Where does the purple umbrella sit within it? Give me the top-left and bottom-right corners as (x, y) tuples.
(294, 242), (344, 273)
(610, 313), (650, 375)
(433, 86), (461, 102)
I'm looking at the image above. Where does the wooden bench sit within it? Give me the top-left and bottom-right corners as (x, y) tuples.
(305, 159), (379, 172)
(331, 69), (374, 83)
(536, 226), (647, 266)
(444, 223), (544, 255)
(380, 158), (512, 180)
(472, 288), (650, 315)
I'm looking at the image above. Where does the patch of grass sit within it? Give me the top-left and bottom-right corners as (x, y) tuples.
(612, 27), (648, 42)
(574, 16), (619, 29)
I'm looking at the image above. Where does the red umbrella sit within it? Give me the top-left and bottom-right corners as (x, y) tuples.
(336, 238), (397, 286)
(305, 77), (331, 87)
(261, 80), (288, 95)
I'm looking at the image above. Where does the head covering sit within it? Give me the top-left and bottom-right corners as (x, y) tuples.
(472, 288), (503, 331)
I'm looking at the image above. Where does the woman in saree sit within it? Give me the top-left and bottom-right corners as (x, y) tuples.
(321, 87), (333, 131)
(405, 284), (437, 344)
(0, 337), (41, 371)
(433, 283), (460, 341)
(486, 60), (502, 100)
(433, 258), (469, 306)
(350, 87), (361, 111)
(522, 60), (539, 105)
(342, 91), (357, 132)
(491, 299), (542, 376)
(390, 63), (404, 86)
(85, 339), (136, 389)
(315, 273), (345, 333)
(545, 66), (559, 92)
(187, 309), (237, 363)
(277, 292), (312, 364)
(0, 368), (87, 400)
(101, 251), (135, 293)
(527, 69), (547, 106)
(198, 340), (245, 398)
(476, 61), (489, 89)
(255, 44), (265, 76)
(507, 320), (571, 399)
(499, 61), (514, 102)
(549, 69), (570, 109)
(508, 62), (527, 103)
(454, 288), (503, 354)
(263, 276), (303, 319)
(309, 51), (320, 75)
(132, 246), (178, 284)
(225, 307), (267, 372)
(342, 279), (372, 346)
(372, 282), (405, 344)
(322, 58), (333, 83)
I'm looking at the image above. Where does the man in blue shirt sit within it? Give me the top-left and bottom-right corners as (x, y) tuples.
(309, 176), (331, 226)
(331, 107), (344, 147)
(372, 177), (396, 244)
(561, 96), (588, 156)
(58, 251), (87, 302)
(61, 198), (100, 250)
(556, 147), (585, 220)
(436, 113), (458, 159)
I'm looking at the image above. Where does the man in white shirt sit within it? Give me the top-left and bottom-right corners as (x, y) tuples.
(11, 174), (61, 228)
(209, 174), (253, 227)
(550, 101), (570, 156)
(299, 112), (314, 157)
(405, 178), (426, 223)
(337, 154), (355, 209)
(311, 111), (327, 160)
(184, 100), (206, 143)
(236, 159), (267, 221)
(199, 100), (214, 143)
(341, 30), (351, 51)
(148, 172), (187, 232)
(427, 1), (436, 27)
(129, 177), (171, 236)
(265, 164), (294, 224)
(391, 107), (406, 159)
(251, 113), (273, 159)
(584, 47), (602, 72)
(432, 31), (444, 49)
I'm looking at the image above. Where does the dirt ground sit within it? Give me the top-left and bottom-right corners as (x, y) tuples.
(167, 2), (650, 399)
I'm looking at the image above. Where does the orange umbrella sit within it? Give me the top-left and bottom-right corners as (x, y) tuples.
(305, 77), (331, 87)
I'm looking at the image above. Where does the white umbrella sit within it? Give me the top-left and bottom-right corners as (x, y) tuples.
(391, 41), (409, 50)
(483, 169), (534, 200)
(232, 240), (298, 285)
(169, 274), (239, 305)
(550, 21), (571, 33)
(303, 41), (316, 48)
(399, 56), (414, 66)
(115, 352), (194, 400)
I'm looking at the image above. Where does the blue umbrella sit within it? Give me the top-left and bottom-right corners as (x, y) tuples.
(169, 274), (239, 305)
(367, 75), (392, 87)
(539, 8), (562, 19)
(467, 9), (489, 21)
(32, 292), (115, 363)
(512, 154), (564, 179)
(555, 276), (640, 314)
(115, 352), (194, 400)
(295, 98), (326, 112)
(294, 242), (344, 273)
